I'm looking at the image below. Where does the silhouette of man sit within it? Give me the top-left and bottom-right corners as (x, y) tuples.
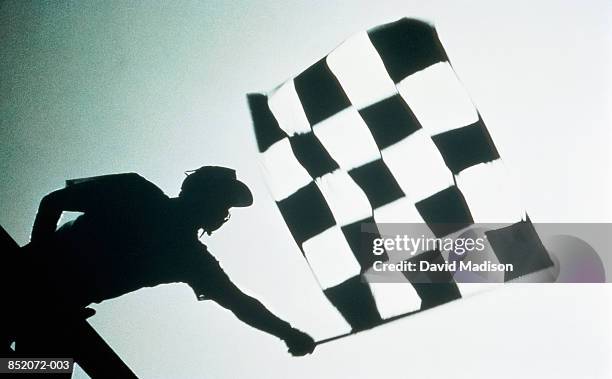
(18, 166), (315, 356)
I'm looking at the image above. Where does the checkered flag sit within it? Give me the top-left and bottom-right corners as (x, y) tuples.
(247, 18), (554, 334)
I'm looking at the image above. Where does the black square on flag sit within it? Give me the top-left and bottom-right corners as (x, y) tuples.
(294, 58), (352, 126)
(277, 182), (336, 245)
(431, 118), (500, 174)
(289, 132), (339, 179)
(368, 18), (447, 83)
(415, 185), (474, 237)
(485, 219), (554, 281)
(247, 93), (287, 153)
(324, 275), (382, 331)
(341, 217), (388, 269)
(349, 159), (404, 209)
(359, 94), (421, 150)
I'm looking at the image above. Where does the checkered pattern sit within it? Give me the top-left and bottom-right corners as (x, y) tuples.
(247, 18), (553, 332)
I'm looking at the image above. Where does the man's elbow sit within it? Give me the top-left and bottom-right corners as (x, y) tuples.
(31, 191), (63, 242)
(39, 191), (61, 211)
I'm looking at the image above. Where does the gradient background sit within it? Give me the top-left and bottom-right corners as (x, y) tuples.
(1, 1), (611, 378)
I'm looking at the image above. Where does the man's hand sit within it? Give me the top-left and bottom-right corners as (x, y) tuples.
(284, 328), (315, 356)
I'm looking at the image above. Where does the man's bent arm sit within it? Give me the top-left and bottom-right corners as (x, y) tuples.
(30, 173), (155, 243)
(31, 189), (78, 243)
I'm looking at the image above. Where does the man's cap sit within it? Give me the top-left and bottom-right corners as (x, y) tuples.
(180, 166), (253, 207)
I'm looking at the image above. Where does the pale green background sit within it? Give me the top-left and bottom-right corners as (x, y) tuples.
(1, 1), (611, 378)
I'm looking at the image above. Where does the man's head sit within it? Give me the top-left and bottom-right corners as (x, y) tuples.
(178, 166), (253, 235)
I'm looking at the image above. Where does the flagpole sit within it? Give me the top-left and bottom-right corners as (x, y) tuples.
(314, 309), (420, 346)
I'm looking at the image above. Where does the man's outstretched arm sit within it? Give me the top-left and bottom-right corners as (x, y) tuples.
(190, 249), (315, 356)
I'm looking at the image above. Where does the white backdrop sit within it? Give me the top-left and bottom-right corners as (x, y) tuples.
(1, 1), (610, 378)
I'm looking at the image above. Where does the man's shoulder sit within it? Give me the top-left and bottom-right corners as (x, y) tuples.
(71, 172), (164, 193)
(66, 172), (169, 212)
(67, 172), (153, 188)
